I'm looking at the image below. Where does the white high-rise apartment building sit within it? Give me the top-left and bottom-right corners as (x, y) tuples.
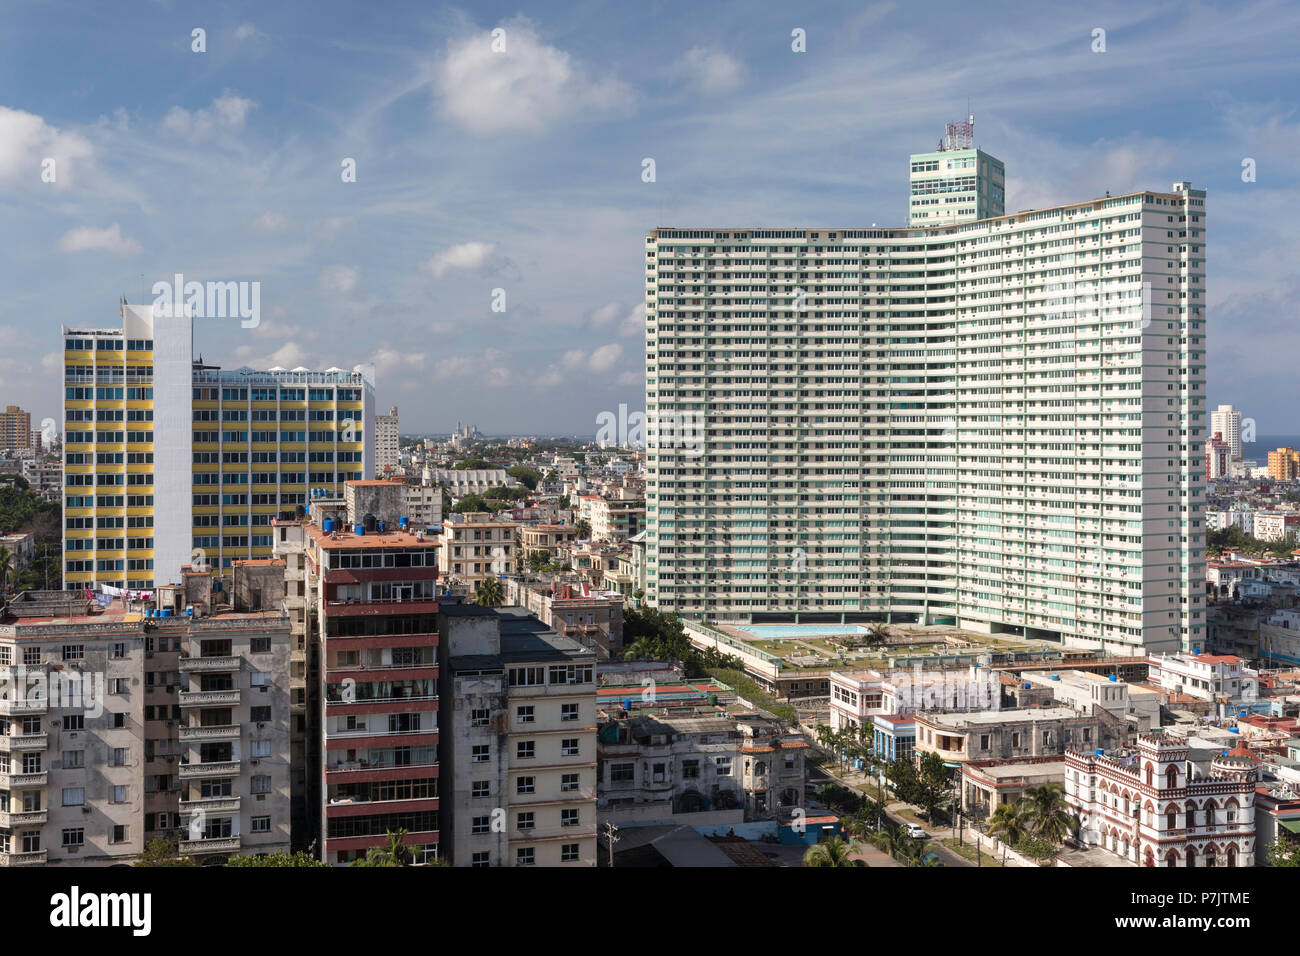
(908, 115), (1005, 226)
(1210, 404), (1243, 460)
(645, 135), (1206, 656)
(376, 405), (399, 474)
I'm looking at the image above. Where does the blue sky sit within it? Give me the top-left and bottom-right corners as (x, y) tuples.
(1, 0), (1297, 435)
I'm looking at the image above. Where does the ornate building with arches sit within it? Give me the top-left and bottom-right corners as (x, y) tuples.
(1063, 733), (1257, 867)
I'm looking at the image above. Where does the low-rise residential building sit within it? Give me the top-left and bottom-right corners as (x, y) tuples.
(597, 710), (808, 827)
(1147, 652), (1259, 710)
(502, 578), (624, 659)
(0, 533), (35, 572)
(1064, 734), (1258, 867)
(914, 706), (1109, 765)
(960, 755), (1066, 821)
(1252, 512), (1300, 543)
(438, 512), (518, 591)
(520, 524), (579, 563)
(829, 665), (1001, 732)
(427, 468), (514, 498)
(1021, 670), (1160, 732)
(437, 604), (597, 867)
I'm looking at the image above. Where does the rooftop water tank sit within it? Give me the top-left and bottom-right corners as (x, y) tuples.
(399, 516), (410, 529)
(364, 513), (377, 533)
(354, 524), (365, 536)
(1051, 674), (1060, 681)
(377, 520), (387, 534)
(1230, 727), (1239, 734)
(1108, 674), (1117, 682)
(323, 519), (335, 533)
(1095, 748), (1104, 756)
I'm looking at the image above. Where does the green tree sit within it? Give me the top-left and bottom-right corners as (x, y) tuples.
(454, 458), (490, 470)
(915, 751), (953, 822)
(134, 838), (196, 867)
(350, 829), (414, 867)
(884, 758), (922, 805)
(987, 801), (1030, 846)
(474, 576), (504, 607)
(866, 623), (890, 646)
(227, 851), (327, 867)
(1268, 838), (1300, 867)
(574, 519), (592, 539)
(506, 466), (542, 490)
(803, 837), (867, 867)
(1017, 783), (1077, 845)
(0, 546), (12, 598)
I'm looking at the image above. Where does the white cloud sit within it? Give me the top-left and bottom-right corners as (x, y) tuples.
(424, 240), (496, 278)
(318, 264), (360, 293)
(588, 343), (622, 371)
(41, 351), (63, 373)
(162, 93), (255, 143)
(435, 18), (633, 134)
(311, 216), (354, 240)
(673, 47), (745, 95)
(371, 348), (426, 377)
(0, 105), (92, 187)
(234, 22), (267, 41)
(55, 223), (141, 256)
(249, 211), (288, 233)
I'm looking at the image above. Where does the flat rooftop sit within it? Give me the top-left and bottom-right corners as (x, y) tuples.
(306, 524), (436, 550)
(919, 707), (1083, 728)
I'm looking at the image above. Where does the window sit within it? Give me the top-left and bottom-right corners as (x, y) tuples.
(516, 776), (536, 795)
(250, 816), (271, 833)
(561, 702), (579, 722)
(110, 748), (127, 766)
(252, 740), (271, 758)
(112, 713), (126, 729)
(561, 843), (580, 862)
(682, 759), (700, 779)
(471, 816), (491, 835)
(111, 825), (128, 844)
(715, 757), (732, 776)
(610, 762), (634, 783)
(471, 780), (490, 799)
(561, 738), (579, 757)
(62, 645), (85, 661)
(64, 715), (84, 731)
(516, 847), (535, 866)
(250, 775), (271, 794)
(62, 788), (85, 807)
(62, 751), (84, 769)
(561, 773), (580, 792)
(251, 706), (272, 723)
(250, 637), (271, 653)
(109, 679), (128, 695)
(561, 808), (579, 827)
(516, 812), (535, 831)
(470, 709), (490, 727)
(471, 852), (490, 867)
(22, 647), (40, 665)
(112, 785), (128, 803)
(516, 741), (535, 760)
(111, 643), (128, 659)
(62, 828), (85, 848)
(515, 705), (535, 724)
(472, 745), (490, 763)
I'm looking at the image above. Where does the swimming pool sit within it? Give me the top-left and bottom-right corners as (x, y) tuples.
(741, 624), (872, 638)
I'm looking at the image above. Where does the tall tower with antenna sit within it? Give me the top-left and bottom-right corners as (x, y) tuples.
(909, 113), (1005, 226)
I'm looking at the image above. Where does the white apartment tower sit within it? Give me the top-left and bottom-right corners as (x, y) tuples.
(376, 405), (400, 474)
(1210, 404), (1243, 460)
(645, 135), (1207, 656)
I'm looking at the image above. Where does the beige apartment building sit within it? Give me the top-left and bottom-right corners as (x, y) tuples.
(503, 577), (624, 659)
(439, 512), (518, 590)
(0, 567), (292, 866)
(437, 604), (596, 867)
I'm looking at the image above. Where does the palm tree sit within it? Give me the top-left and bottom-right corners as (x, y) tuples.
(1018, 783), (1078, 846)
(474, 575), (504, 607)
(987, 801), (1029, 846)
(353, 828), (413, 867)
(803, 837), (867, 867)
(866, 623), (890, 646)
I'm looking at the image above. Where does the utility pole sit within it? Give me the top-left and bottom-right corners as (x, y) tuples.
(603, 821), (619, 868)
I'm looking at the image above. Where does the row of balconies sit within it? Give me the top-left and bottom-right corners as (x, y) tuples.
(0, 733), (48, 752)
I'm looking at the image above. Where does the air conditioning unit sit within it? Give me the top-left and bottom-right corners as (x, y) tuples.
(257, 722), (266, 729)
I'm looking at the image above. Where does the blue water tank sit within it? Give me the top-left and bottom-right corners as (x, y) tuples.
(1230, 727), (1239, 734)
(623, 699), (633, 712)
(323, 519), (335, 533)
(1023, 683), (1031, 689)
(399, 516), (410, 529)
(1108, 674), (1117, 682)
(1239, 710), (1248, 717)
(1051, 674), (1060, 681)
(185, 607), (193, 617)
(354, 524), (365, 536)
(378, 520), (387, 533)
(161, 608), (173, 618)
(1095, 748), (1104, 756)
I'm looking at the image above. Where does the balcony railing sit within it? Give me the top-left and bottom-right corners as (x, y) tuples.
(179, 796), (241, 814)
(0, 733), (48, 752)
(178, 760), (241, 779)
(0, 850), (47, 866)
(178, 656), (241, 673)
(179, 836), (241, 855)
(0, 771), (48, 787)
(179, 724), (241, 742)
(0, 699), (49, 715)
(179, 690), (240, 707)
(0, 810), (48, 827)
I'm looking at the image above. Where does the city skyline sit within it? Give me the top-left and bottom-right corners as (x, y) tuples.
(1, 1), (1298, 432)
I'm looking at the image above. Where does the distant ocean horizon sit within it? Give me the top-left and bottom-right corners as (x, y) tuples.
(1240, 435), (1300, 461)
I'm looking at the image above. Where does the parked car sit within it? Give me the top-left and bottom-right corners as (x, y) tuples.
(905, 823), (929, 839)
